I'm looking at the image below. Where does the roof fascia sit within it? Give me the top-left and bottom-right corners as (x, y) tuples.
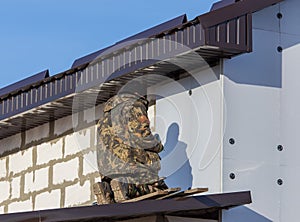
(198, 0), (284, 28)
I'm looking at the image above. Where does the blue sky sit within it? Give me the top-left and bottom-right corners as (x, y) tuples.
(0, 0), (217, 88)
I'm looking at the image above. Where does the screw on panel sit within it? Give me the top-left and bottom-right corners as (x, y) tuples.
(229, 138), (235, 145)
(277, 179), (283, 186)
(188, 89), (192, 96)
(230, 173), (236, 180)
(277, 145), (283, 151)
(277, 13), (283, 19)
(277, 46), (283, 53)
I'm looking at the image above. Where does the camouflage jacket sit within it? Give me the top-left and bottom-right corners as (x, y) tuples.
(97, 93), (163, 184)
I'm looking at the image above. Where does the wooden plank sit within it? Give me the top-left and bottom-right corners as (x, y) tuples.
(184, 188), (209, 195)
(157, 188), (209, 200)
(123, 190), (168, 203)
(123, 188), (181, 203)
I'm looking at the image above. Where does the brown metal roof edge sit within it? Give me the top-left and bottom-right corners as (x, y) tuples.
(71, 14), (188, 69)
(198, 0), (284, 28)
(0, 70), (50, 100)
(0, 191), (251, 222)
(210, 0), (237, 11)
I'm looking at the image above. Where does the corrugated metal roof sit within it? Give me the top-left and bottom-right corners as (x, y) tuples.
(71, 14), (187, 69)
(210, 0), (237, 11)
(0, 70), (49, 99)
(0, 191), (251, 222)
(116, 14), (187, 44)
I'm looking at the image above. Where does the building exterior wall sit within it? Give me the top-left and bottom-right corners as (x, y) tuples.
(1, 1), (297, 219)
(223, 0), (300, 221)
(149, 65), (223, 193)
(0, 105), (103, 214)
(278, 6), (300, 220)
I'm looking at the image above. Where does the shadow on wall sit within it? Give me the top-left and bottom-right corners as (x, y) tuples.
(223, 206), (272, 222)
(159, 123), (193, 190)
(224, 29), (282, 88)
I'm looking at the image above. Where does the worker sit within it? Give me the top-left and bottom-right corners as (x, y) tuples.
(96, 79), (168, 204)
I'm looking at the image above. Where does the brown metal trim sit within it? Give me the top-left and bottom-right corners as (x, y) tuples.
(246, 13), (253, 52)
(0, 191), (251, 222)
(199, 0), (284, 28)
(204, 13), (251, 53)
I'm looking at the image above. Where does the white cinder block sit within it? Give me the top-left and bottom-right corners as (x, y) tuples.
(94, 126), (98, 147)
(148, 104), (155, 131)
(54, 115), (74, 136)
(24, 168), (49, 193)
(53, 158), (79, 184)
(83, 151), (98, 176)
(11, 176), (21, 199)
(0, 133), (21, 156)
(0, 157), (6, 178)
(65, 180), (91, 207)
(8, 198), (32, 213)
(95, 103), (104, 123)
(64, 134), (80, 157)
(35, 190), (61, 211)
(26, 123), (49, 145)
(0, 181), (10, 201)
(84, 103), (104, 124)
(9, 149), (32, 175)
(65, 130), (91, 157)
(93, 103), (104, 146)
(84, 107), (96, 123)
(94, 175), (101, 183)
(36, 139), (63, 165)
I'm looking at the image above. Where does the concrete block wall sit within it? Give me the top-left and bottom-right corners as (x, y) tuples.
(0, 107), (101, 214)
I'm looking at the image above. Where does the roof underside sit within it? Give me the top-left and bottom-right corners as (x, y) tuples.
(0, 191), (251, 222)
(0, 0), (283, 140)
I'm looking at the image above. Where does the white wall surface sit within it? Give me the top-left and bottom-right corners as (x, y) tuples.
(223, 1), (300, 221)
(150, 65), (223, 193)
(279, 43), (300, 222)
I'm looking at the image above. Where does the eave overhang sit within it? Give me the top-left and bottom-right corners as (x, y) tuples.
(0, 0), (283, 140)
(0, 191), (252, 222)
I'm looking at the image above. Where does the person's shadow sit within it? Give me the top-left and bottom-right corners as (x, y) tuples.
(159, 123), (193, 190)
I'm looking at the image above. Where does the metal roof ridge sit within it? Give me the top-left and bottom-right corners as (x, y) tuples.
(210, 0), (237, 11)
(0, 70), (49, 100)
(71, 14), (187, 69)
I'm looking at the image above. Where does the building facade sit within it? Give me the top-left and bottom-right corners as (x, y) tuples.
(0, 0), (299, 221)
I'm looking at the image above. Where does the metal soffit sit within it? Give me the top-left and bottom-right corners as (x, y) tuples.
(0, 0), (283, 140)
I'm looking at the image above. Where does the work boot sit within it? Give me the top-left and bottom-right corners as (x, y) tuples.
(93, 181), (114, 205)
(111, 179), (130, 203)
(136, 184), (151, 196)
(150, 177), (168, 191)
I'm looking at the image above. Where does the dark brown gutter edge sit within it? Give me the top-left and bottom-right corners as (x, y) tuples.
(0, 191), (251, 222)
(198, 0), (284, 28)
(0, 64), (88, 102)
